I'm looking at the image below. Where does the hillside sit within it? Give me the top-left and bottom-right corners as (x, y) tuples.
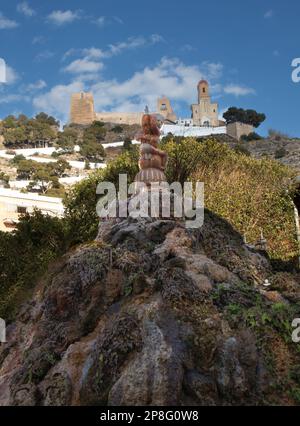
(1, 212), (300, 406)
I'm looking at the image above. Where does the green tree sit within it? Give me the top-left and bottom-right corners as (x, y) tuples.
(83, 121), (106, 143)
(0, 172), (10, 187)
(123, 138), (133, 152)
(223, 107), (266, 128)
(28, 119), (57, 147)
(56, 127), (78, 153)
(35, 112), (59, 127)
(80, 139), (106, 162)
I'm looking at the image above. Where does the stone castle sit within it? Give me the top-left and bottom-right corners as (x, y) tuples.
(69, 80), (220, 127)
(70, 93), (177, 126)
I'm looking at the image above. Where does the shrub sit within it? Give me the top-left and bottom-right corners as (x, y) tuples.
(64, 148), (139, 244)
(0, 211), (67, 321)
(65, 137), (297, 261)
(240, 132), (262, 142)
(234, 144), (251, 156)
(112, 125), (123, 133)
(268, 129), (289, 141)
(191, 139), (297, 260)
(275, 147), (288, 159)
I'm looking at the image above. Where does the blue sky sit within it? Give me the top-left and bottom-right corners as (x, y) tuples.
(0, 0), (299, 136)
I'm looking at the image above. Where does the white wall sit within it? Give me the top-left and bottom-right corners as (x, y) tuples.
(160, 124), (227, 138)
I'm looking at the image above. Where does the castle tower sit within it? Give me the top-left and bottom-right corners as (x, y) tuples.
(198, 80), (210, 103)
(157, 96), (177, 122)
(70, 92), (96, 125)
(191, 80), (219, 127)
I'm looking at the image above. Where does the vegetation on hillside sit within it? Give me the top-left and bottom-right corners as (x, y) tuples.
(0, 138), (298, 323)
(0, 211), (67, 321)
(161, 137), (297, 261)
(65, 138), (297, 261)
(0, 113), (58, 148)
(10, 155), (70, 195)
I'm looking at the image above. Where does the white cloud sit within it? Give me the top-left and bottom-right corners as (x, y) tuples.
(107, 35), (162, 56)
(33, 81), (84, 121)
(90, 57), (220, 112)
(61, 35), (164, 80)
(33, 57), (216, 122)
(32, 35), (46, 45)
(32, 57), (255, 125)
(82, 47), (105, 60)
(113, 16), (123, 24)
(180, 44), (197, 52)
(62, 35), (164, 68)
(94, 16), (106, 27)
(47, 10), (81, 26)
(6, 65), (19, 85)
(25, 79), (47, 92)
(0, 12), (18, 29)
(93, 15), (124, 27)
(0, 94), (27, 104)
(35, 50), (55, 62)
(264, 10), (273, 19)
(223, 84), (255, 97)
(17, 2), (36, 17)
(63, 58), (104, 74)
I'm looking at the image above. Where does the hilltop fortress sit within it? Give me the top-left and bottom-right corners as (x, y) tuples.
(70, 93), (177, 126)
(69, 81), (253, 140)
(69, 80), (220, 127)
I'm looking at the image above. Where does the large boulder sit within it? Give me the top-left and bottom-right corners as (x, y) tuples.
(0, 211), (299, 406)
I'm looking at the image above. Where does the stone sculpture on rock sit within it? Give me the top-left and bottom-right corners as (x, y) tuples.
(134, 114), (168, 189)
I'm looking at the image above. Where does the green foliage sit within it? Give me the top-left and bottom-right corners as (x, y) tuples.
(233, 144), (251, 156)
(290, 387), (300, 404)
(213, 282), (298, 345)
(275, 147), (287, 159)
(56, 127), (79, 153)
(10, 154), (26, 164)
(240, 132), (262, 142)
(268, 129), (289, 141)
(13, 158), (70, 194)
(162, 137), (297, 260)
(35, 112), (59, 127)
(161, 137), (203, 184)
(64, 148), (139, 244)
(66, 137), (296, 260)
(0, 211), (67, 321)
(0, 172), (10, 187)
(77, 121), (108, 162)
(0, 113), (58, 148)
(223, 107), (266, 128)
(111, 125), (123, 133)
(123, 138), (133, 152)
(83, 121), (106, 143)
(79, 139), (106, 162)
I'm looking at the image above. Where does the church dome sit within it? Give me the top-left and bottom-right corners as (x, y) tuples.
(198, 79), (208, 86)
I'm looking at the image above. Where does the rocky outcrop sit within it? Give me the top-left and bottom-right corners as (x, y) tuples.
(0, 210), (300, 406)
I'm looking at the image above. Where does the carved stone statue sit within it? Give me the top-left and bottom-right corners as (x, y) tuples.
(134, 114), (168, 188)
